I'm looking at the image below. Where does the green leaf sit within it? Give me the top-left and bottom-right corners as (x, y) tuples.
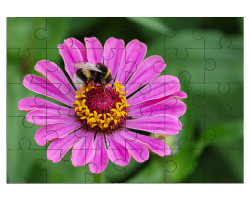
(198, 120), (243, 148)
(126, 157), (164, 183)
(127, 17), (167, 35)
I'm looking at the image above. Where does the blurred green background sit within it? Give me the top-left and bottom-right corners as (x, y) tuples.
(7, 17), (243, 183)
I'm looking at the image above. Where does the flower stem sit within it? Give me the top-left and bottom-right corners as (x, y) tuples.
(93, 172), (104, 183)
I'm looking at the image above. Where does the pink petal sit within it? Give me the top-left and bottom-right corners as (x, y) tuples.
(168, 91), (187, 100)
(18, 97), (75, 116)
(34, 60), (76, 101)
(126, 55), (166, 96)
(89, 134), (109, 174)
(84, 37), (103, 65)
(35, 121), (83, 146)
(121, 131), (171, 156)
(129, 99), (187, 117)
(26, 109), (78, 125)
(71, 131), (95, 167)
(129, 90), (187, 111)
(114, 131), (149, 163)
(58, 42), (84, 82)
(126, 115), (182, 135)
(64, 38), (88, 62)
(23, 74), (73, 107)
(47, 129), (85, 163)
(105, 134), (130, 166)
(116, 39), (147, 84)
(103, 37), (124, 82)
(127, 75), (181, 106)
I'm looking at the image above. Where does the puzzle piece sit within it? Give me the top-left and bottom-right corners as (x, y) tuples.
(7, 137), (46, 183)
(192, 147), (243, 183)
(34, 127), (95, 183)
(34, 150), (94, 183)
(189, 113), (243, 182)
(204, 37), (243, 95)
(7, 17), (47, 61)
(34, 60), (75, 96)
(163, 137), (204, 183)
(193, 83), (243, 130)
(164, 17), (205, 60)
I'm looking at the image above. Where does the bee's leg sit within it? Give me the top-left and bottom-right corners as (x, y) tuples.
(100, 77), (107, 95)
(85, 80), (89, 87)
(103, 85), (107, 96)
(85, 77), (93, 88)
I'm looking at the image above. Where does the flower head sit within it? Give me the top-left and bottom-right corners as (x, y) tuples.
(18, 37), (187, 174)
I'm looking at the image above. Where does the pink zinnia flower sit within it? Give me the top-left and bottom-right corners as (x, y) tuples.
(18, 37), (187, 174)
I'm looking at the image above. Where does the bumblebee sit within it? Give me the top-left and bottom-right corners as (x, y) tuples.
(72, 62), (112, 92)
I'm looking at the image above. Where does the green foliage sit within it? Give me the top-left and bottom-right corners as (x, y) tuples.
(7, 17), (243, 183)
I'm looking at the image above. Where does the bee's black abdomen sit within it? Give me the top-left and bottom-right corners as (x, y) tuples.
(96, 63), (110, 85)
(106, 74), (112, 83)
(76, 69), (88, 82)
(95, 73), (104, 84)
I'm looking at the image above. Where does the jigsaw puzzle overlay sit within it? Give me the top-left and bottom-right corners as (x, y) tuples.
(7, 17), (243, 183)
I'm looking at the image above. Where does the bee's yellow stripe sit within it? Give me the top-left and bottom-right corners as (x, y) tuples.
(104, 68), (110, 79)
(82, 69), (91, 79)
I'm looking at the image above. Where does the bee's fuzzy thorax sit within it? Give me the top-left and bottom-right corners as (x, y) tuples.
(74, 62), (112, 88)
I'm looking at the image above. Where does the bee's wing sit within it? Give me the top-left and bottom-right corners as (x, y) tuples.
(72, 62), (103, 73)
